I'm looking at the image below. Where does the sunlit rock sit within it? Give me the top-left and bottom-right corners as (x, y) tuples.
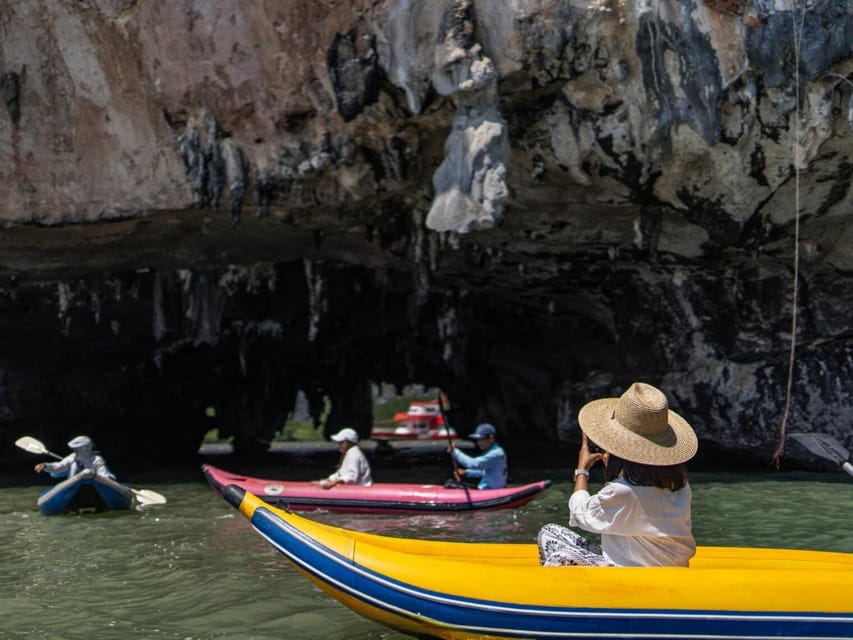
(0, 0), (851, 469)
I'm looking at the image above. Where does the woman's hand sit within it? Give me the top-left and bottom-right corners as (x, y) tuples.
(577, 433), (605, 471)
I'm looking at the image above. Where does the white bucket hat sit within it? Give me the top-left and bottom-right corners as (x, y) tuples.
(578, 382), (698, 466)
(330, 428), (359, 444)
(68, 435), (94, 450)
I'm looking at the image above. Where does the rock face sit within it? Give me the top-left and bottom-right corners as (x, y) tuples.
(0, 0), (851, 469)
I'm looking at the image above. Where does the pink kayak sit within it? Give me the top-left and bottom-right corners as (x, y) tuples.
(202, 464), (552, 514)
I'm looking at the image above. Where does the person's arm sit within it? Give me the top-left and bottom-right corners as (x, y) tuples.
(314, 467), (342, 488)
(93, 456), (115, 479)
(569, 481), (636, 533)
(449, 448), (479, 480)
(452, 445), (503, 471)
(319, 448), (363, 489)
(460, 467), (483, 480)
(572, 433), (603, 494)
(35, 455), (73, 478)
(566, 433), (610, 530)
(319, 475), (344, 489)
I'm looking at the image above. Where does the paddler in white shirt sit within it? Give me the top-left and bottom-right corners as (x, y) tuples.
(315, 428), (373, 489)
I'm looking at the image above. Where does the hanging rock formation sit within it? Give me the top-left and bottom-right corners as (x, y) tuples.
(0, 0), (851, 469)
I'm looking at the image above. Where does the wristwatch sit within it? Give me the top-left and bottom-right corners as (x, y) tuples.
(573, 468), (590, 479)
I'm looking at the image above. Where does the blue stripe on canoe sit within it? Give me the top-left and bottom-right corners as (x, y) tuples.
(251, 506), (853, 640)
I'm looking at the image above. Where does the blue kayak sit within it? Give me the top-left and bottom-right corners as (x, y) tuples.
(37, 469), (134, 515)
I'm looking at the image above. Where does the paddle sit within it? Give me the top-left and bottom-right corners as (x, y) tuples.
(15, 436), (168, 505)
(437, 393), (473, 506)
(789, 432), (853, 478)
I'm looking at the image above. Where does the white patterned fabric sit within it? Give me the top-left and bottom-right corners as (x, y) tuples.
(537, 523), (613, 567)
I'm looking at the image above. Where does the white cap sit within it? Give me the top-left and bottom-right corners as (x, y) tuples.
(68, 435), (93, 450)
(330, 428), (359, 443)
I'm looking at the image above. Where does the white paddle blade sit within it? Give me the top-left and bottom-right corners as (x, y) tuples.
(15, 436), (49, 456)
(790, 432), (849, 464)
(132, 488), (167, 506)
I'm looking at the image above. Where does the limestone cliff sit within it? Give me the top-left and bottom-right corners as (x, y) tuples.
(0, 0), (851, 469)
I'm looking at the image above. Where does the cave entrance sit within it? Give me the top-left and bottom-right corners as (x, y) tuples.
(197, 383), (447, 459)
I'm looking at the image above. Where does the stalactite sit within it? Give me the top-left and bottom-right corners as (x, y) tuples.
(436, 306), (457, 363)
(109, 278), (122, 303)
(177, 110), (230, 213)
(194, 273), (213, 346)
(178, 269), (193, 296)
(304, 259), (327, 343)
(254, 166), (274, 218)
(238, 332), (248, 378)
(222, 140), (248, 224)
(411, 210), (429, 305)
(56, 282), (72, 336)
(205, 115), (225, 210)
(177, 127), (207, 208)
(89, 291), (101, 325)
(191, 273), (227, 347)
(152, 271), (167, 343)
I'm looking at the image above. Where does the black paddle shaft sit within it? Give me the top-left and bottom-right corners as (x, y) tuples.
(438, 393), (459, 473)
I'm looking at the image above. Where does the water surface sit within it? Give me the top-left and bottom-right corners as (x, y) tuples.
(2, 464), (851, 640)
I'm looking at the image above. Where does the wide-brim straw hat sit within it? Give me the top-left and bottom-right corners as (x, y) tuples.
(578, 382), (698, 466)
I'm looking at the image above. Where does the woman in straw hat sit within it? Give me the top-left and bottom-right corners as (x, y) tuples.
(537, 382), (698, 567)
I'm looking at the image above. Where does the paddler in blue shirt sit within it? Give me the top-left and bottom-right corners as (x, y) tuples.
(447, 423), (507, 489)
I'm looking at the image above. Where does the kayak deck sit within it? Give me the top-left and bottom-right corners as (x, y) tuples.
(37, 470), (134, 515)
(220, 485), (853, 640)
(202, 464), (551, 513)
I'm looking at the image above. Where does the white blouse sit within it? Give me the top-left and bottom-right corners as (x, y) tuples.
(569, 478), (695, 567)
(328, 446), (373, 486)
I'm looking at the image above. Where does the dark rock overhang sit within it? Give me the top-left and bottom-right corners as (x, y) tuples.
(1, 1), (852, 472)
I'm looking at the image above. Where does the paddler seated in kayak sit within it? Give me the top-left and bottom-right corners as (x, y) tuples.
(447, 423), (508, 489)
(33, 435), (116, 480)
(314, 428), (373, 489)
(537, 382), (698, 567)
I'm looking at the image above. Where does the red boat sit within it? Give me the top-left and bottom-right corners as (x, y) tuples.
(202, 464), (551, 514)
(369, 401), (457, 441)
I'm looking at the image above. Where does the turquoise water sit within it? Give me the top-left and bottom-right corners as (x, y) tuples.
(1, 464), (851, 640)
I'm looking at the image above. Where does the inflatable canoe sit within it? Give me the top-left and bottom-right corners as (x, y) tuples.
(202, 464), (551, 513)
(37, 469), (134, 515)
(220, 484), (853, 640)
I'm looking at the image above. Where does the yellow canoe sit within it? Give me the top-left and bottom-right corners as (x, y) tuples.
(222, 484), (853, 639)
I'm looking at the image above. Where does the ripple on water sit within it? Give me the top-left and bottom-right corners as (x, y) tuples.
(1, 471), (851, 639)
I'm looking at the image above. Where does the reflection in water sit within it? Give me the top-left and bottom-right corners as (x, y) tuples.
(0, 470), (851, 639)
(311, 508), (531, 542)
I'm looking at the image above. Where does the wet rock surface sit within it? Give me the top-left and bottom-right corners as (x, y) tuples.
(0, 1), (852, 470)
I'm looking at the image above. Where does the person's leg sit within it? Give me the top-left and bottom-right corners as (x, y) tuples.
(537, 523), (612, 566)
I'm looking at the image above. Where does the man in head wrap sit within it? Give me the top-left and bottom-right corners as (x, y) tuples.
(34, 435), (115, 479)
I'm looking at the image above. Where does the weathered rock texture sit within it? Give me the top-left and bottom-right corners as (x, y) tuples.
(0, 0), (851, 470)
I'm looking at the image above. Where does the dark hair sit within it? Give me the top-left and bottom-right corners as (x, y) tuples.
(604, 455), (688, 491)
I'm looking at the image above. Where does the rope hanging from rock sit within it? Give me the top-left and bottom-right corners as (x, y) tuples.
(773, 1), (807, 469)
